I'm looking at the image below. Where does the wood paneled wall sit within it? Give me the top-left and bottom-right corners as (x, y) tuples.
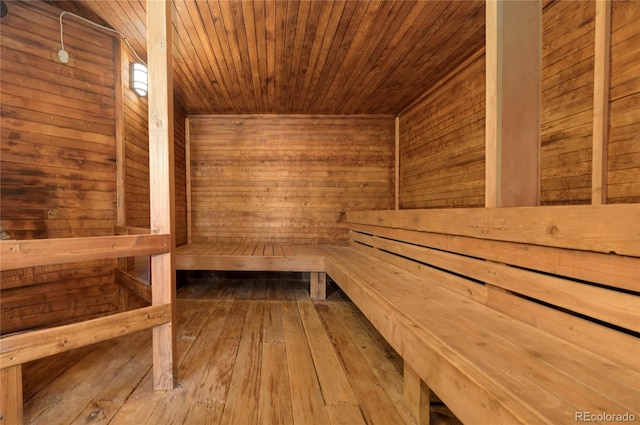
(0, 1), (119, 333)
(399, 0), (639, 209)
(174, 103), (189, 247)
(540, 0), (594, 205)
(123, 50), (150, 229)
(188, 115), (394, 244)
(398, 53), (486, 209)
(608, 0), (640, 204)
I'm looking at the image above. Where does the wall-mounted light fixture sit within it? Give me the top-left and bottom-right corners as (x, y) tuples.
(130, 62), (148, 97)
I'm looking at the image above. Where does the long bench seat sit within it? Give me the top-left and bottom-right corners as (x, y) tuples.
(175, 204), (640, 424)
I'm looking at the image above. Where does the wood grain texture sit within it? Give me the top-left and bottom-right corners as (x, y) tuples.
(48, 0), (485, 115)
(1, 1), (117, 239)
(146, 0), (177, 391)
(541, 1), (595, 205)
(0, 304), (170, 368)
(188, 115), (394, 244)
(608, 0), (640, 204)
(0, 1), (120, 334)
(325, 246), (640, 424)
(399, 52), (486, 209)
(347, 204), (640, 256)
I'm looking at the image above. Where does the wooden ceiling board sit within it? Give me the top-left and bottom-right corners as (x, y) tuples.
(47, 0), (485, 115)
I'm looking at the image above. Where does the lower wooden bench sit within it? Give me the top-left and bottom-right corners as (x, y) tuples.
(175, 242), (331, 299)
(327, 205), (639, 425)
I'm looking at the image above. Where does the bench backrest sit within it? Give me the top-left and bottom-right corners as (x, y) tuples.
(346, 204), (640, 372)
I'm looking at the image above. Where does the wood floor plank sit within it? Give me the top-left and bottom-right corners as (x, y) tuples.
(70, 335), (152, 425)
(182, 402), (225, 425)
(23, 275), (414, 425)
(282, 299), (331, 425)
(316, 302), (411, 425)
(23, 346), (95, 402)
(326, 405), (368, 425)
(188, 299), (248, 405)
(263, 300), (286, 342)
(219, 301), (264, 425)
(258, 341), (294, 425)
(109, 300), (220, 425)
(25, 332), (149, 424)
(142, 299), (234, 425)
(330, 297), (418, 421)
(295, 289), (358, 406)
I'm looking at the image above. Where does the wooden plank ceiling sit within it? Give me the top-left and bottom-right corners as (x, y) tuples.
(48, 0), (485, 115)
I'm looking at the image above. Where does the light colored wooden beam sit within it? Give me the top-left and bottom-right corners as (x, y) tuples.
(147, 0), (177, 391)
(115, 267), (152, 303)
(485, 0), (541, 207)
(0, 305), (170, 369)
(346, 204), (640, 257)
(115, 38), (126, 227)
(404, 362), (430, 425)
(310, 272), (327, 300)
(395, 116), (400, 210)
(185, 117), (192, 245)
(0, 366), (23, 425)
(0, 234), (170, 271)
(592, 0), (612, 205)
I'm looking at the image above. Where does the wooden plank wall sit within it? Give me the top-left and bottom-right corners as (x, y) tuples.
(188, 115), (395, 244)
(398, 52), (486, 209)
(0, 1), (119, 334)
(608, 0), (640, 204)
(174, 103), (189, 247)
(399, 0), (639, 208)
(541, 0), (594, 205)
(123, 49), (150, 230)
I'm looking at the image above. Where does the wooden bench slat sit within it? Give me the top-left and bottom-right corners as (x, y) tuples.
(348, 224), (639, 293)
(347, 204), (640, 256)
(175, 243), (327, 272)
(326, 247), (640, 423)
(357, 233), (639, 332)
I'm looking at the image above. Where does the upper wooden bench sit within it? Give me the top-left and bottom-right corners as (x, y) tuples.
(323, 204), (639, 424)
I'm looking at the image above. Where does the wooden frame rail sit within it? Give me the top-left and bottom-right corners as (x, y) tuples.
(0, 305), (170, 369)
(0, 232), (172, 424)
(0, 234), (170, 271)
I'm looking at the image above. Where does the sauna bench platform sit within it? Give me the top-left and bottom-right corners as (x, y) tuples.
(175, 242), (332, 272)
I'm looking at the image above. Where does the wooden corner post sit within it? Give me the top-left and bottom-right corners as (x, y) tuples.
(147, 0), (177, 390)
(485, 0), (541, 207)
(591, 0), (611, 205)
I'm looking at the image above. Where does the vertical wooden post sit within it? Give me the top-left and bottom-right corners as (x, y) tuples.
(404, 362), (430, 425)
(0, 366), (23, 425)
(485, 0), (541, 207)
(185, 117), (192, 245)
(310, 272), (327, 300)
(147, 0), (177, 390)
(395, 116), (400, 210)
(115, 38), (126, 229)
(592, 0), (611, 205)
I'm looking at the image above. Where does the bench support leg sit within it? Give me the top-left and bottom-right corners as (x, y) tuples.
(404, 361), (430, 425)
(0, 365), (24, 425)
(310, 272), (327, 300)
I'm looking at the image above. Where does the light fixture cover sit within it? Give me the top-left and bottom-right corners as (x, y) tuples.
(130, 62), (148, 97)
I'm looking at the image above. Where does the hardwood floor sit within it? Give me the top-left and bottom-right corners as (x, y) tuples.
(22, 272), (423, 425)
